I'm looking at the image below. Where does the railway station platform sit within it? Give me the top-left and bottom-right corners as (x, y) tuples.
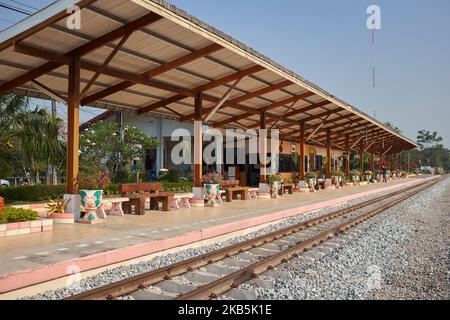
(0, 176), (435, 296)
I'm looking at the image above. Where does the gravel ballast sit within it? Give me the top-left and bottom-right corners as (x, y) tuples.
(25, 178), (448, 300)
(253, 177), (449, 300)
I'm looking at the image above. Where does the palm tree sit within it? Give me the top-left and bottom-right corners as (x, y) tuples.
(0, 94), (28, 148)
(14, 108), (65, 184)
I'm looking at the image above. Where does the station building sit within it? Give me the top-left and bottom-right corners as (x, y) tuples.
(0, 0), (417, 194)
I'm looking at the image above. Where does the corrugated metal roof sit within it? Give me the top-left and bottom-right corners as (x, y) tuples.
(0, 0), (417, 153)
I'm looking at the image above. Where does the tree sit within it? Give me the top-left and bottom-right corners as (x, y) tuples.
(384, 122), (403, 134)
(79, 122), (159, 183)
(0, 94), (28, 149)
(13, 108), (65, 183)
(417, 130), (443, 150)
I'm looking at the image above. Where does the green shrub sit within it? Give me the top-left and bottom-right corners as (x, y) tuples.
(0, 213), (6, 224)
(0, 207), (38, 224)
(0, 185), (66, 204)
(158, 169), (181, 183)
(103, 184), (120, 196)
(162, 181), (193, 193)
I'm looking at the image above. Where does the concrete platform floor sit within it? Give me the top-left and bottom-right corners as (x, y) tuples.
(0, 176), (433, 293)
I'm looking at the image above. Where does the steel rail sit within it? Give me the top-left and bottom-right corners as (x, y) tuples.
(66, 178), (440, 300)
(176, 178), (442, 300)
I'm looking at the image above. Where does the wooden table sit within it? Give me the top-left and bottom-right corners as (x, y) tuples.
(279, 183), (294, 196)
(121, 183), (174, 215)
(223, 187), (249, 202)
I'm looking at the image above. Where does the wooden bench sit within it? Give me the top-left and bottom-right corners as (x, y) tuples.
(120, 183), (174, 215)
(223, 187), (249, 202)
(279, 183), (294, 196)
(220, 180), (240, 188)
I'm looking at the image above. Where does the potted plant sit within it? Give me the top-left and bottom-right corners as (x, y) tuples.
(46, 199), (74, 224)
(331, 169), (343, 187)
(344, 176), (352, 186)
(267, 173), (283, 198)
(305, 172), (318, 191)
(285, 178), (294, 184)
(350, 169), (361, 184)
(78, 172), (111, 223)
(202, 172), (223, 207)
(364, 170), (373, 182)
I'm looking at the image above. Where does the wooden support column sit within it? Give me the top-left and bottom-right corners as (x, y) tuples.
(194, 93), (203, 188)
(260, 112), (267, 183)
(299, 122), (305, 180)
(66, 56), (80, 194)
(326, 129), (332, 178)
(345, 134), (350, 177)
(359, 140), (364, 175)
(398, 153), (402, 171)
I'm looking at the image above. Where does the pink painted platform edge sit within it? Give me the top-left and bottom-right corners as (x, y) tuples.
(0, 177), (438, 294)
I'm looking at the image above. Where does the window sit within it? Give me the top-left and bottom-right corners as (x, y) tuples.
(279, 154), (295, 173)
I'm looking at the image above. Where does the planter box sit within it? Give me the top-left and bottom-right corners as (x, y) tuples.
(0, 219), (53, 238)
(48, 213), (75, 224)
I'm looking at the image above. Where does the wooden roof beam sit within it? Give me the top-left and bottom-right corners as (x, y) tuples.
(12, 42), (195, 97)
(0, 12), (162, 94)
(181, 79), (294, 122)
(136, 65), (264, 115)
(82, 43), (223, 105)
(228, 96), (327, 130)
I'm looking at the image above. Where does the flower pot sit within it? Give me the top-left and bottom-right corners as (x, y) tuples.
(204, 184), (220, 207)
(48, 213), (75, 224)
(80, 190), (103, 224)
(269, 181), (282, 198)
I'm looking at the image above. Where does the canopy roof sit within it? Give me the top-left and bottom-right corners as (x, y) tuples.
(0, 0), (417, 154)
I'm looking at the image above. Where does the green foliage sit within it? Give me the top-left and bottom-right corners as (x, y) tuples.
(114, 167), (134, 184)
(0, 148), (22, 178)
(267, 173), (283, 183)
(0, 94), (29, 145)
(0, 185), (66, 204)
(14, 108), (65, 179)
(0, 213), (6, 224)
(417, 130), (443, 150)
(306, 172), (318, 180)
(162, 181), (193, 193)
(158, 169), (181, 183)
(331, 169), (343, 177)
(0, 207), (38, 224)
(384, 122), (403, 134)
(408, 130), (449, 173)
(350, 169), (361, 177)
(80, 122), (158, 183)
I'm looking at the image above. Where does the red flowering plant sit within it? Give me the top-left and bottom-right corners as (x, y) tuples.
(267, 173), (284, 183)
(202, 172), (223, 185)
(78, 172), (111, 190)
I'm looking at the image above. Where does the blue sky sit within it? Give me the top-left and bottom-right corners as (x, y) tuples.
(1, 0), (449, 146)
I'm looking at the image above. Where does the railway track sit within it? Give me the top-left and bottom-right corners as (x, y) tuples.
(66, 178), (441, 301)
